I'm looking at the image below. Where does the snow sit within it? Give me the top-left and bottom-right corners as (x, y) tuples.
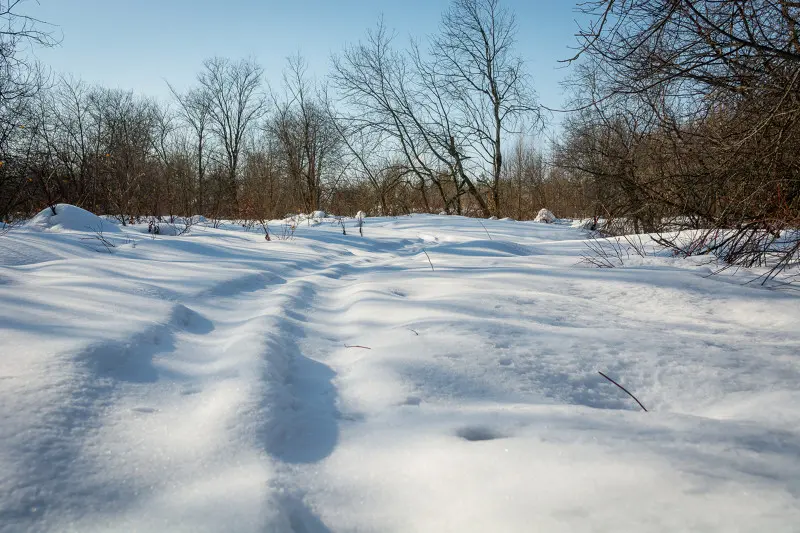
(1, 208), (799, 532)
(534, 208), (556, 223)
(28, 203), (122, 234)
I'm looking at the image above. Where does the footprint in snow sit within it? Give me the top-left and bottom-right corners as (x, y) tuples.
(456, 426), (506, 442)
(401, 396), (422, 406)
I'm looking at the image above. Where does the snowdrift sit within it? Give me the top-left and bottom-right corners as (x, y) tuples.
(534, 208), (556, 223)
(28, 204), (121, 233)
(429, 239), (536, 257)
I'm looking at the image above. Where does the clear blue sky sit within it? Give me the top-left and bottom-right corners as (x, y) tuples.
(27, 0), (587, 122)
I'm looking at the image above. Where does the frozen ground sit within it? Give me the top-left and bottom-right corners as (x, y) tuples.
(1, 206), (799, 532)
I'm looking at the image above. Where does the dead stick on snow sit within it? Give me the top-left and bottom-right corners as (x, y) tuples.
(422, 249), (434, 271)
(598, 371), (648, 412)
(478, 220), (493, 240)
(345, 344), (372, 350)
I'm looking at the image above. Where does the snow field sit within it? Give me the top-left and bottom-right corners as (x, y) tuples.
(1, 209), (799, 531)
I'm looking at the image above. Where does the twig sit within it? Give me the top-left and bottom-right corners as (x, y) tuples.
(422, 248), (434, 271)
(344, 344), (372, 350)
(598, 371), (648, 412)
(478, 220), (493, 240)
(408, 328), (419, 336)
(81, 224), (116, 253)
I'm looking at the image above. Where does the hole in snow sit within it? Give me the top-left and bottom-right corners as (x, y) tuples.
(456, 426), (505, 442)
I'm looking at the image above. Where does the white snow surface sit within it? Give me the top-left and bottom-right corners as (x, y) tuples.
(28, 204), (122, 234)
(1, 210), (800, 532)
(534, 208), (557, 223)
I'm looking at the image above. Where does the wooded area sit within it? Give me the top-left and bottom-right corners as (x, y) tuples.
(1, 0), (798, 277)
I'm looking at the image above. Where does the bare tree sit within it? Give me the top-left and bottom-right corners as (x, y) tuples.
(196, 57), (266, 214)
(0, 0), (56, 104)
(270, 55), (344, 213)
(169, 84), (212, 215)
(332, 118), (408, 215)
(333, 20), (488, 216)
(561, 0), (800, 280)
(432, 0), (541, 215)
(0, 0), (55, 222)
(91, 88), (158, 223)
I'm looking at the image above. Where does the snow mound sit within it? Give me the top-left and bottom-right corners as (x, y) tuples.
(534, 208), (556, 223)
(356, 210), (366, 220)
(28, 204), (121, 233)
(430, 239), (536, 257)
(312, 210), (327, 219)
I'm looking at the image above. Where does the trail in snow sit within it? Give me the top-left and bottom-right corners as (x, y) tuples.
(1, 212), (799, 532)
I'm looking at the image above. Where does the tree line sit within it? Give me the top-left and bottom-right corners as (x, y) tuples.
(1, 0), (583, 226)
(1, 0), (798, 277)
(558, 0), (800, 277)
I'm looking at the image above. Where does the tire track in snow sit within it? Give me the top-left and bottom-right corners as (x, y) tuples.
(0, 270), (297, 532)
(0, 228), (461, 532)
(253, 276), (342, 533)
(254, 250), (417, 532)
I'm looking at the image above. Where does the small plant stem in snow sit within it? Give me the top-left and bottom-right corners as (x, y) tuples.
(479, 220), (493, 240)
(598, 371), (648, 412)
(422, 249), (434, 271)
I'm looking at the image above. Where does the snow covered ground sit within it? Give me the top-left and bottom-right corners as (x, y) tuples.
(1, 206), (799, 532)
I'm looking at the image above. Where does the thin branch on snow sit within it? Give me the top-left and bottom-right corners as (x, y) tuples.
(81, 224), (116, 253)
(422, 248), (435, 271)
(478, 220), (493, 240)
(598, 371), (648, 412)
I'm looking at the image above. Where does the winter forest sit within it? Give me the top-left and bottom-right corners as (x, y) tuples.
(2, 0), (798, 278)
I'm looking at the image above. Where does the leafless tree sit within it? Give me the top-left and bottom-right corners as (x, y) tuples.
(169, 84), (212, 215)
(0, 0), (55, 223)
(91, 88), (158, 223)
(561, 0), (800, 280)
(196, 57), (266, 214)
(271, 55), (344, 213)
(0, 0), (56, 104)
(333, 20), (486, 215)
(432, 0), (541, 215)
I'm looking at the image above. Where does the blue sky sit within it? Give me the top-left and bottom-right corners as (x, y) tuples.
(27, 0), (587, 118)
